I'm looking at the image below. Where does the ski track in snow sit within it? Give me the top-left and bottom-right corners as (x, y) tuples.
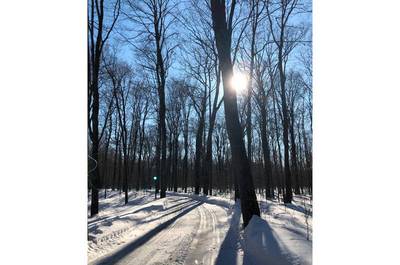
(88, 191), (312, 265)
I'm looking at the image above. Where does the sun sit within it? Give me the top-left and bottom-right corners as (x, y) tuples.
(230, 71), (248, 94)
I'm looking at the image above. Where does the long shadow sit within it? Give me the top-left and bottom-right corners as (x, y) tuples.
(136, 201), (198, 224)
(88, 200), (197, 237)
(88, 193), (154, 221)
(284, 203), (312, 216)
(243, 216), (293, 265)
(258, 200), (273, 215)
(173, 192), (232, 210)
(88, 205), (161, 227)
(90, 201), (203, 265)
(88, 198), (191, 227)
(214, 202), (241, 265)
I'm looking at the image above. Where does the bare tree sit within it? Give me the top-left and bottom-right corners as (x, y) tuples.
(210, 0), (260, 227)
(188, 79), (207, 195)
(244, 0), (265, 166)
(136, 84), (151, 192)
(266, 0), (306, 203)
(180, 0), (224, 196)
(253, 54), (274, 198)
(124, 0), (178, 198)
(180, 88), (192, 193)
(88, 0), (121, 216)
(104, 55), (133, 204)
(166, 80), (185, 192)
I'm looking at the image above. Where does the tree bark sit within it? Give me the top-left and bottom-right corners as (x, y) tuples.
(183, 106), (190, 193)
(289, 108), (300, 194)
(194, 109), (206, 195)
(204, 74), (221, 196)
(259, 101), (273, 198)
(210, 0), (260, 227)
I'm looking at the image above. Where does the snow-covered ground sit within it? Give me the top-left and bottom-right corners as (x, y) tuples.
(88, 190), (312, 265)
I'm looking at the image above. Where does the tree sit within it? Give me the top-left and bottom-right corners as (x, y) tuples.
(210, 0), (260, 227)
(266, 0), (306, 203)
(166, 80), (184, 192)
(104, 56), (132, 204)
(253, 55), (274, 199)
(183, 0), (224, 196)
(88, 0), (121, 216)
(125, 0), (178, 198)
(189, 80), (207, 195)
(244, 0), (265, 166)
(181, 88), (192, 193)
(136, 84), (151, 192)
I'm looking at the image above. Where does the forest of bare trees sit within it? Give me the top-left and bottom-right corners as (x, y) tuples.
(88, 0), (312, 227)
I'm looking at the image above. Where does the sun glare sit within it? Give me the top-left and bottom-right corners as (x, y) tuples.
(230, 71), (248, 94)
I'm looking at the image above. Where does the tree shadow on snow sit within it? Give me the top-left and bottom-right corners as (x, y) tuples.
(284, 203), (312, 216)
(172, 192), (232, 210)
(214, 202), (241, 265)
(88, 198), (191, 227)
(242, 216), (294, 265)
(89, 201), (203, 265)
(88, 200), (196, 235)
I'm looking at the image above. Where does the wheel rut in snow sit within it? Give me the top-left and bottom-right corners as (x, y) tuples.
(184, 203), (223, 265)
(90, 199), (203, 265)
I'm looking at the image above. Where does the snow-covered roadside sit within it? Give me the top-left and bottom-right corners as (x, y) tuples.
(88, 190), (312, 265)
(87, 190), (196, 263)
(255, 196), (313, 265)
(87, 190), (155, 221)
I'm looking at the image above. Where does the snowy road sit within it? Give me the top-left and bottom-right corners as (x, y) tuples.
(88, 191), (312, 265)
(89, 194), (236, 265)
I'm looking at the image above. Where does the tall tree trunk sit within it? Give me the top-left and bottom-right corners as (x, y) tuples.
(103, 120), (113, 198)
(88, 0), (120, 217)
(155, 123), (161, 195)
(112, 126), (120, 190)
(260, 103), (273, 198)
(246, 0), (260, 167)
(194, 112), (205, 195)
(272, 87), (284, 196)
(183, 113), (189, 193)
(296, 120), (304, 194)
(173, 133), (179, 192)
(204, 76), (221, 196)
(167, 130), (173, 191)
(137, 105), (148, 192)
(117, 145), (122, 192)
(137, 131), (144, 191)
(89, 28), (102, 217)
(278, 50), (292, 203)
(124, 155), (129, 204)
(159, 82), (167, 198)
(204, 131), (213, 196)
(271, 135), (280, 198)
(290, 108), (300, 194)
(210, 0), (260, 227)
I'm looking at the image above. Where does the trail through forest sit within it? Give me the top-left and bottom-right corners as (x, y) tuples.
(88, 191), (312, 265)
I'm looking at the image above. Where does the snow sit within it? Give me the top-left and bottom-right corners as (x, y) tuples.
(243, 215), (293, 265)
(88, 190), (312, 265)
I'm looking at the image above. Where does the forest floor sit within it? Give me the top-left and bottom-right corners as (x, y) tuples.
(87, 190), (312, 265)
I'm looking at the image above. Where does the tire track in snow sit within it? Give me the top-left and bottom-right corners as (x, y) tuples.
(88, 198), (194, 248)
(184, 202), (225, 265)
(90, 198), (202, 265)
(127, 201), (200, 265)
